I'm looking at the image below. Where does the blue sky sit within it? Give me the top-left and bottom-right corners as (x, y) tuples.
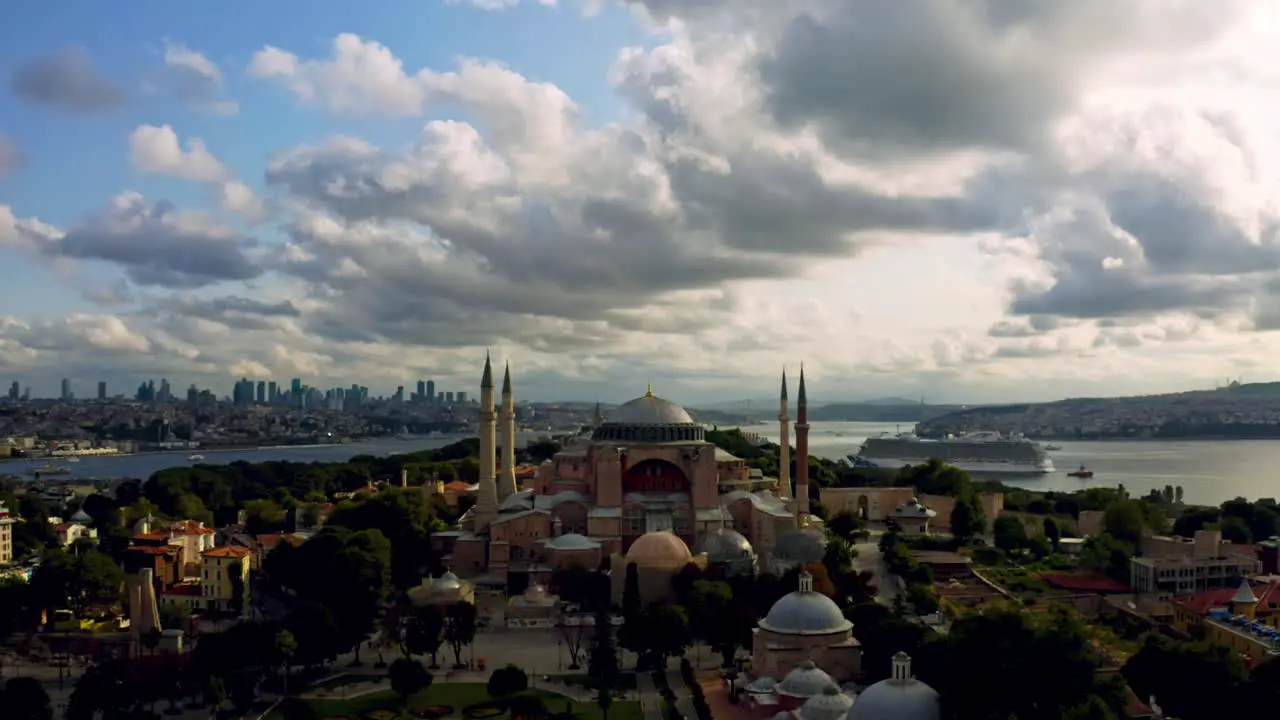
(0, 0), (649, 320)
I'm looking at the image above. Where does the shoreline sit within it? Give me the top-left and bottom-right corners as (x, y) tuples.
(0, 440), (380, 463)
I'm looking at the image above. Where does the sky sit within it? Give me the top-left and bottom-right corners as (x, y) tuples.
(2, 0), (1280, 406)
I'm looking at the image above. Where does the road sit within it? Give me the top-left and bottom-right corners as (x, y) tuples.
(853, 530), (903, 606)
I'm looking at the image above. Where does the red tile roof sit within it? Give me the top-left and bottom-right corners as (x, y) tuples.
(1172, 581), (1280, 616)
(126, 545), (176, 557)
(1040, 574), (1134, 593)
(132, 530), (170, 542)
(201, 545), (251, 559)
(167, 520), (214, 536)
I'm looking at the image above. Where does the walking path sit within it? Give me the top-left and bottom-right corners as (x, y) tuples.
(636, 672), (664, 720)
(665, 669), (698, 720)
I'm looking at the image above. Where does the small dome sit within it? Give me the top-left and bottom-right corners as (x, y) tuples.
(697, 528), (754, 562)
(776, 528), (827, 564)
(435, 571), (462, 590)
(626, 531), (693, 566)
(499, 490), (535, 512)
(848, 654), (939, 720)
(70, 509), (93, 524)
(801, 685), (855, 720)
(778, 661), (835, 698)
(892, 499), (937, 520)
(547, 533), (600, 551)
(746, 677), (778, 694)
(609, 393), (696, 425)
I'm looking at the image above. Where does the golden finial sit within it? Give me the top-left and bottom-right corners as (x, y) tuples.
(645, 382), (654, 398)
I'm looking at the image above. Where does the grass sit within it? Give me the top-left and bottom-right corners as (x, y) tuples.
(266, 681), (643, 720)
(309, 674), (386, 692)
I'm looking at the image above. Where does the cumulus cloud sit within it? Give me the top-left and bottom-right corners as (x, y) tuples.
(160, 39), (239, 115)
(10, 47), (126, 113)
(7, 3), (1280, 401)
(129, 124), (229, 182)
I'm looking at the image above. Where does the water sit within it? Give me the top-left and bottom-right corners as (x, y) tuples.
(0, 436), (467, 483)
(749, 421), (1280, 506)
(5, 423), (1277, 507)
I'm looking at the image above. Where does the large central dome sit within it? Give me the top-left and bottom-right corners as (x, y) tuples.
(592, 387), (705, 443)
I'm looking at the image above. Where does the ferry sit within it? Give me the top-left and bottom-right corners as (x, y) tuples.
(28, 463), (72, 476)
(187, 454), (205, 462)
(1044, 444), (1063, 451)
(851, 430), (1054, 475)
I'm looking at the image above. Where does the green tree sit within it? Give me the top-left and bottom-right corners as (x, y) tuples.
(1216, 515), (1252, 544)
(407, 603), (446, 668)
(588, 608), (621, 692)
(275, 629), (298, 696)
(1122, 634), (1247, 720)
(443, 601), (477, 668)
(486, 664), (529, 700)
(243, 499), (287, 534)
(825, 511), (866, 543)
(993, 516), (1029, 553)
(388, 658), (432, 705)
(1044, 516), (1062, 551)
(1103, 501), (1147, 546)
(3, 676), (53, 720)
(950, 494), (984, 543)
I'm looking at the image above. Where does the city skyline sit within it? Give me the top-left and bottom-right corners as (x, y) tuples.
(3, 2), (1280, 405)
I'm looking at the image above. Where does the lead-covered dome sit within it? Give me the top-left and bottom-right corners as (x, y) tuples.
(760, 572), (852, 635)
(697, 528), (754, 562)
(626, 531), (693, 566)
(777, 660), (835, 698)
(592, 387), (705, 442)
(801, 685), (855, 720)
(848, 653), (939, 720)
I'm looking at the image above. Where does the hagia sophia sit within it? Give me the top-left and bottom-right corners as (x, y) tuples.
(440, 356), (939, 720)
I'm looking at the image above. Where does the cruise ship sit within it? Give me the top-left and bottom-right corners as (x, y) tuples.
(850, 430), (1055, 475)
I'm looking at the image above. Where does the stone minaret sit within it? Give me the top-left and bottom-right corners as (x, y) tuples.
(795, 365), (811, 521)
(498, 361), (518, 501)
(778, 369), (791, 501)
(473, 353), (499, 531)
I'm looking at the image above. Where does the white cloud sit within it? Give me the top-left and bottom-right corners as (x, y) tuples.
(129, 124), (229, 182)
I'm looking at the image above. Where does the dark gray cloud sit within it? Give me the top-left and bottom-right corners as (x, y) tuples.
(11, 47), (126, 113)
(43, 194), (261, 288)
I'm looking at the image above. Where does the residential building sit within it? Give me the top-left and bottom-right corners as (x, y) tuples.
(201, 545), (251, 614)
(0, 502), (16, 565)
(1129, 530), (1262, 595)
(51, 509), (97, 546)
(162, 520), (216, 576)
(1171, 580), (1280, 664)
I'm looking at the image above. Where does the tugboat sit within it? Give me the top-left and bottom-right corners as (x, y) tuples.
(1067, 465), (1094, 479)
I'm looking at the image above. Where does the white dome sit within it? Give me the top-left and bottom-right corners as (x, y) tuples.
(435, 571), (462, 590)
(546, 533), (600, 551)
(848, 654), (939, 720)
(760, 576), (852, 635)
(609, 393), (696, 425)
(801, 685), (855, 720)
(778, 661), (835, 698)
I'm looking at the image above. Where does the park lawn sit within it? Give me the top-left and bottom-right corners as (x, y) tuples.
(270, 681), (642, 720)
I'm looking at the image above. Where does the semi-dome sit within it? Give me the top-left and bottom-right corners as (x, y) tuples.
(591, 387), (705, 442)
(546, 533), (600, 551)
(760, 572), (852, 635)
(776, 528), (827, 564)
(625, 531), (693, 565)
(697, 527), (754, 562)
(777, 660), (836, 698)
(848, 653), (939, 720)
(801, 685), (855, 720)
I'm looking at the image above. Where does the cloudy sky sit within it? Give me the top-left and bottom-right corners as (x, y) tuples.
(2, 0), (1279, 405)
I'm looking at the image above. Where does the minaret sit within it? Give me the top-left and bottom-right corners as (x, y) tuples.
(778, 369), (792, 501)
(795, 365), (811, 521)
(473, 353), (499, 531)
(498, 361), (518, 501)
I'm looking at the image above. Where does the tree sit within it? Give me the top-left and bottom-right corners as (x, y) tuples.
(4, 676), (53, 720)
(1216, 515), (1252, 544)
(825, 511), (866, 543)
(588, 609), (621, 693)
(487, 664), (529, 700)
(228, 560), (246, 617)
(637, 602), (690, 668)
(622, 562), (641, 618)
(993, 516), (1029, 553)
(443, 601), (477, 668)
(1103, 501), (1147, 546)
(1079, 533), (1134, 583)
(406, 604), (445, 668)
(950, 494), (985, 544)
(557, 618), (592, 669)
(275, 629), (298, 696)
(1043, 517), (1062, 552)
(1175, 486), (1184, 504)
(1123, 634), (1246, 720)
(388, 658), (432, 705)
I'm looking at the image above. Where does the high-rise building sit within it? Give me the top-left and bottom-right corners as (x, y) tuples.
(158, 378), (171, 402)
(60, 378), (71, 400)
(97, 381), (107, 400)
(267, 381), (278, 405)
(8, 381), (19, 400)
(233, 378), (255, 406)
(445, 391), (455, 404)
(290, 378), (302, 396)
(456, 391), (468, 403)
(256, 381), (266, 404)
(437, 391), (445, 404)
(426, 379), (436, 404)
(187, 384), (199, 410)
(416, 380), (426, 402)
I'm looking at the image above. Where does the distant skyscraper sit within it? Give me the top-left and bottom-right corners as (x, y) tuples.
(437, 391), (444, 404)
(60, 378), (71, 400)
(416, 380), (426, 402)
(290, 378), (302, 395)
(159, 378), (171, 402)
(7, 381), (18, 400)
(256, 381), (266, 404)
(456, 391), (468, 403)
(445, 391), (455, 404)
(97, 381), (107, 400)
(267, 381), (278, 404)
(426, 379), (436, 404)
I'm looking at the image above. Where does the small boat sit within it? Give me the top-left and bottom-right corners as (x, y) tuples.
(65, 456), (80, 463)
(28, 463), (72, 476)
(1044, 444), (1063, 451)
(187, 454), (205, 462)
(1067, 465), (1094, 479)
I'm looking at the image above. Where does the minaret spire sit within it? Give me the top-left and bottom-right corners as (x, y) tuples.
(795, 364), (811, 521)
(473, 353), (498, 531)
(778, 368), (792, 501)
(498, 361), (517, 501)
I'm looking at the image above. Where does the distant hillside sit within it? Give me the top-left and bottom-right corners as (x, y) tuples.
(810, 403), (967, 422)
(917, 382), (1280, 440)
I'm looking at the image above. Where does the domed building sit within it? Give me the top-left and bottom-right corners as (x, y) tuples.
(847, 653), (939, 720)
(801, 685), (855, 720)
(697, 527), (758, 577)
(753, 571), (861, 681)
(610, 530), (707, 605)
(450, 357), (822, 594)
(773, 526), (828, 573)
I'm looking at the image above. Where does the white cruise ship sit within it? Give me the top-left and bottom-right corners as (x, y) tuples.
(850, 430), (1055, 475)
